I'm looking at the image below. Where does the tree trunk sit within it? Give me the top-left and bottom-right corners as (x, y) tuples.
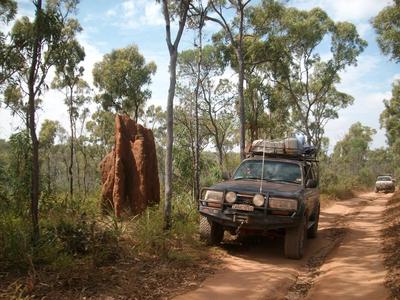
(47, 151), (51, 193)
(164, 51), (177, 230)
(238, 1), (246, 160)
(193, 14), (204, 203)
(238, 56), (245, 160)
(69, 101), (74, 202)
(217, 145), (224, 176)
(82, 146), (88, 199)
(162, 0), (189, 230)
(28, 0), (42, 243)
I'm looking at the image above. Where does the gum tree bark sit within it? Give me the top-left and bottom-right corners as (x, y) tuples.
(161, 0), (190, 230)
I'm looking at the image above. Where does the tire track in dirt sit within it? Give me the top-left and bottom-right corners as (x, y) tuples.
(285, 197), (371, 299)
(302, 193), (390, 300)
(173, 193), (389, 300)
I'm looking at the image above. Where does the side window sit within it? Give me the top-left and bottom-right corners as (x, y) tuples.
(304, 164), (315, 183)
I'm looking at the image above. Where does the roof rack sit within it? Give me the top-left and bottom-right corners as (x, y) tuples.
(247, 138), (318, 162)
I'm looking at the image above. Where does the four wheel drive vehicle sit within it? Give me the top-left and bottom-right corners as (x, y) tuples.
(375, 175), (396, 193)
(198, 138), (320, 259)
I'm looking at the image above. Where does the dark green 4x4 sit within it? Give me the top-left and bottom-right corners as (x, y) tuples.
(198, 147), (320, 259)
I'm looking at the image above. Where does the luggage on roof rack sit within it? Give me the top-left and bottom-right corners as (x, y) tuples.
(249, 137), (317, 160)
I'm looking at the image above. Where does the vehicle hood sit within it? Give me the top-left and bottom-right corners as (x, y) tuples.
(209, 179), (304, 198)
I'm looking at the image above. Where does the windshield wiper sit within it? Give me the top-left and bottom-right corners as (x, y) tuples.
(269, 179), (299, 184)
(234, 176), (260, 180)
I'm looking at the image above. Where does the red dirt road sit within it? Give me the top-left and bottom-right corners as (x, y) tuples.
(173, 192), (391, 300)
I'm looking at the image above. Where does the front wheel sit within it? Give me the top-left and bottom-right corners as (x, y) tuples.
(199, 216), (224, 246)
(308, 204), (320, 239)
(284, 215), (307, 259)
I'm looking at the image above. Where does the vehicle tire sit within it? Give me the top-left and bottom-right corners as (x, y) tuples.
(284, 215), (307, 259)
(374, 187), (379, 193)
(199, 216), (224, 245)
(308, 204), (320, 239)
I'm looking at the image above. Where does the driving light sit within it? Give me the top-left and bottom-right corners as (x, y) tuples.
(225, 191), (237, 204)
(204, 190), (223, 203)
(269, 197), (297, 210)
(253, 194), (265, 207)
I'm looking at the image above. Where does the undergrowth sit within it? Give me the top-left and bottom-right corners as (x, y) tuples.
(382, 191), (400, 299)
(0, 191), (201, 275)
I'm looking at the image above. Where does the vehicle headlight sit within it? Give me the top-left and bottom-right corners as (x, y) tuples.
(268, 197), (297, 210)
(204, 190), (224, 203)
(253, 194), (265, 207)
(225, 191), (237, 204)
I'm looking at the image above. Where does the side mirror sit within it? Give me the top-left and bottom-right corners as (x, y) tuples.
(306, 179), (318, 188)
(222, 172), (230, 180)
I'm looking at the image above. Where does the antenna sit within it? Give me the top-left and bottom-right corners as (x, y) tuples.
(259, 138), (266, 194)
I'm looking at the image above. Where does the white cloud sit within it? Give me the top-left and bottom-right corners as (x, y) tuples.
(329, 0), (391, 21)
(106, 9), (117, 17)
(325, 90), (391, 150)
(109, 0), (164, 30)
(77, 33), (104, 86)
(290, 0), (392, 22)
(337, 55), (381, 95)
(122, 0), (136, 18)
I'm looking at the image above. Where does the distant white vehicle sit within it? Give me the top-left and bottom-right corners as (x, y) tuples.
(375, 175), (396, 193)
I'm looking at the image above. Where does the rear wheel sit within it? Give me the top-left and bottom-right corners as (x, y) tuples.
(199, 216), (224, 245)
(308, 205), (320, 239)
(285, 215), (307, 259)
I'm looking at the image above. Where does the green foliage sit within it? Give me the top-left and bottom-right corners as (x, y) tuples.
(373, 0), (400, 62)
(0, 213), (31, 270)
(7, 131), (31, 215)
(319, 122), (389, 196)
(133, 194), (199, 258)
(0, 0), (17, 23)
(380, 80), (400, 153)
(249, 1), (366, 151)
(92, 45), (157, 121)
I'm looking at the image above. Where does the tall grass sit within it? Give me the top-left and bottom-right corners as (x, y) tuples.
(0, 190), (202, 273)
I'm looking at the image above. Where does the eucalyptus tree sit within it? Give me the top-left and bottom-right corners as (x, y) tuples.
(373, 1), (400, 176)
(86, 109), (115, 158)
(178, 45), (235, 174)
(186, 0), (209, 202)
(159, 0), (191, 230)
(92, 45), (156, 123)
(250, 2), (367, 151)
(6, 0), (82, 241)
(52, 33), (88, 201)
(205, 0), (252, 160)
(373, 0), (400, 62)
(332, 122), (376, 184)
(39, 119), (62, 194)
(200, 78), (237, 174)
(173, 97), (209, 195)
(380, 81), (400, 165)
(0, 0), (20, 91)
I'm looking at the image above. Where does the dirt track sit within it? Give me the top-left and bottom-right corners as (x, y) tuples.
(174, 192), (391, 300)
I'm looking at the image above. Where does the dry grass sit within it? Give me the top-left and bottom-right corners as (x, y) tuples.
(0, 228), (222, 300)
(382, 190), (400, 299)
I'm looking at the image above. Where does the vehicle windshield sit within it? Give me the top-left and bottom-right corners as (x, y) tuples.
(233, 160), (302, 184)
(377, 176), (392, 181)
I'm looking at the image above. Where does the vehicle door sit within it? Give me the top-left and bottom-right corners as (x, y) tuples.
(303, 163), (319, 214)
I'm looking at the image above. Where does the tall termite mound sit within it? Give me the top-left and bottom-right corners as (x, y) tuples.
(100, 114), (160, 217)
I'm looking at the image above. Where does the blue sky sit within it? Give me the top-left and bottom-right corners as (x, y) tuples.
(0, 0), (398, 152)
